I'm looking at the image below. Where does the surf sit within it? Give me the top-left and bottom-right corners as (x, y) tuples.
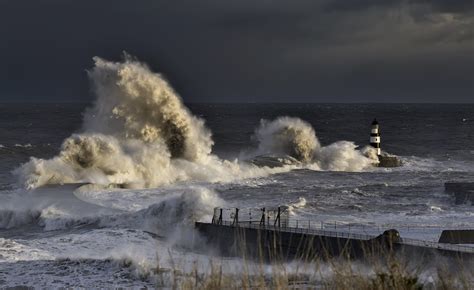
(16, 54), (376, 190)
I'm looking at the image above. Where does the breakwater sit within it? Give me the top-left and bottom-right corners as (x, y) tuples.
(195, 207), (474, 261)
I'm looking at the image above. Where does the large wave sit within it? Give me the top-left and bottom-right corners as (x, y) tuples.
(254, 117), (319, 162)
(0, 185), (221, 232)
(253, 117), (377, 171)
(16, 56), (283, 189)
(16, 54), (375, 190)
(83, 55), (213, 161)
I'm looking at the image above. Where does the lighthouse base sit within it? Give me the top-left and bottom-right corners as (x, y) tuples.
(377, 155), (402, 168)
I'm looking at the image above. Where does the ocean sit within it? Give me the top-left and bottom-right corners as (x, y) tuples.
(0, 57), (473, 287)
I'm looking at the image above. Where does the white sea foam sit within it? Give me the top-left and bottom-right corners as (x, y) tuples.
(254, 117), (376, 171)
(0, 183), (222, 234)
(0, 238), (53, 262)
(0, 189), (118, 231)
(14, 143), (33, 148)
(254, 117), (319, 162)
(136, 187), (223, 231)
(316, 141), (375, 171)
(16, 55), (376, 190)
(288, 197), (307, 215)
(16, 55), (288, 189)
(429, 205), (443, 212)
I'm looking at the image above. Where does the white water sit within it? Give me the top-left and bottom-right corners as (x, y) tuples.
(16, 55), (375, 190)
(5, 55), (469, 288)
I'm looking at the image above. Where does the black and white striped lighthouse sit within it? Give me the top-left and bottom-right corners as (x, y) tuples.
(370, 118), (381, 156)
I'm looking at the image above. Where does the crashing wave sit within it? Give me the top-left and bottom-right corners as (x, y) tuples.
(16, 55), (239, 189)
(84, 55), (213, 161)
(16, 54), (377, 190)
(0, 184), (221, 233)
(249, 154), (302, 168)
(254, 117), (319, 162)
(251, 117), (376, 171)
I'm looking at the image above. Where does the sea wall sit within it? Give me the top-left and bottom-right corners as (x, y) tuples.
(439, 230), (474, 244)
(195, 222), (374, 260)
(195, 222), (474, 262)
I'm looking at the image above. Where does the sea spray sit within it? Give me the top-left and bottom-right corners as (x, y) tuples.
(316, 141), (375, 171)
(254, 117), (319, 162)
(16, 54), (375, 190)
(0, 184), (222, 232)
(16, 55), (284, 189)
(288, 197), (307, 216)
(84, 55), (213, 161)
(253, 117), (376, 171)
(18, 54), (211, 189)
(137, 187), (223, 232)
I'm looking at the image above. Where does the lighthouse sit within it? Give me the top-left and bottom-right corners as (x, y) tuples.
(370, 118), (381, 156)
(369, 119), (401, 167)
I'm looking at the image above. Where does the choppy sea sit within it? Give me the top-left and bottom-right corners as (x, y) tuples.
(1, 102), (474, 287)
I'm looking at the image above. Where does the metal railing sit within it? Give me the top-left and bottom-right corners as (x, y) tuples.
(286, 220), (474, 233)
(213, 220), (474, 254)
(218, 217), (473, 234)
(211, 207), (473, 236)
(400, 237), (474, 253)
(236, 220), (375, 240)
(217, 220), (376, 241)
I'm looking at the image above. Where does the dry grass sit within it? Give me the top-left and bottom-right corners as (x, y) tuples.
(144, 250), (472, 289)
(143, 229), (473, 289)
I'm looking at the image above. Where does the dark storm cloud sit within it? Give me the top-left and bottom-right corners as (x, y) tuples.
(324, 0), (474, 13)
(411, 0), (474, 13)
(0, 0), (472, 102)
(323, 0), (400, 12)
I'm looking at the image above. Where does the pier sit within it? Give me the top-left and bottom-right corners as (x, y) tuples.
(195, 207), (474, 261)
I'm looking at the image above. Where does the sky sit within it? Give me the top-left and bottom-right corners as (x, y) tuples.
(0, 0), (473, 103)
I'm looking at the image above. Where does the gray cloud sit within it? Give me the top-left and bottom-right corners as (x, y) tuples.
(323, 0), (400, 12)
(411, 0), (474, 13)
(0, 0), (472, 102)
(324, 0), (474, 14)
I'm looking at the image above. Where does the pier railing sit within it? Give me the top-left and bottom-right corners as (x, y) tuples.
(210, 207), (474, 253)
(218, 220), (376, 240)
(400, 236), (474, 253)
(214, 220), (474, 254)
(212, 207), (473, 235)
(233, 218), (474, 236)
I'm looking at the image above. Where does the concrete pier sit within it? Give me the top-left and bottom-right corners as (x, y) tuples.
(196, 221), (379, 260)
(439, 230), (474, 244)
(195, 221), (474, 261)
(198, 207), (474, 261)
